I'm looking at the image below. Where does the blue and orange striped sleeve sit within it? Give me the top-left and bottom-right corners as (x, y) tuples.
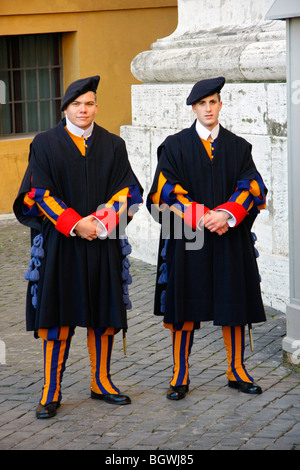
(23, 188), (82, 236)
(214, 172), (267, 227)
(91, 184), (143, 236)
(148, 171), (209, 230)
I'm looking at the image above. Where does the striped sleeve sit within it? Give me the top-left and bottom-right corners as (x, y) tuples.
(214, 172), (267, 227)
(148, 171), (208, 230)
(22, 188), (82, 236)
(91, 184), (143, 236)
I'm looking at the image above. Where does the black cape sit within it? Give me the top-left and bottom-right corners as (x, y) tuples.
(14, 119), (143, 331)
(147, 122), (266, 327)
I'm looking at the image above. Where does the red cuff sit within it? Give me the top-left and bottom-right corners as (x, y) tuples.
(55, 208), (82, 237)
(184, 202), (208, 230)
(92, 207), (119, 235)
(214, 201), (247, 227)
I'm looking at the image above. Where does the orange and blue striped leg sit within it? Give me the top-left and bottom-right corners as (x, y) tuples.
(170, 329), (194, 387)
(38, 327), (74, 406)
(87, 328), (120, 395)
(222, 326), (254, 383)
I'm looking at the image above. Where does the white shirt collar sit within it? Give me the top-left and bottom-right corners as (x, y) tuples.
(195, 119), (220, 141)
(65, 115), (94, 138)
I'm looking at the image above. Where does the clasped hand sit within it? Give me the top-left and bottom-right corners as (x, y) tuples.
(202, 210), (229, 236)
(74, 216), (103, 241)
(74, 210), (230, 240)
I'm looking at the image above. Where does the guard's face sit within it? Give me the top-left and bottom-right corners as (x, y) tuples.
(192, 93), (222, 131)
(65, 91), (98, 130)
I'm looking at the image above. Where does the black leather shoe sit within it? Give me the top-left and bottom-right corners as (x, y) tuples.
(228, 380), (262, 394)
(91, 390), (131, 405)
(36, 401), (60, 419)
(167, 384), (189, 400)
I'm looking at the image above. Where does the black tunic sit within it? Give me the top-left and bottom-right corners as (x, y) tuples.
(14, 119), (142, 331)
(147, 122), (266, 327)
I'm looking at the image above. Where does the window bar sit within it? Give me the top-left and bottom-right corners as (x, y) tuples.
(35, 36), (41, 132)
(49, 37), (53, 129)
(22, 39), (29, 134)
(8, 40), (16, 134)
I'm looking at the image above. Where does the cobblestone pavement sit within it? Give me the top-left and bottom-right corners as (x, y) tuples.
(0, 217), (300, 452)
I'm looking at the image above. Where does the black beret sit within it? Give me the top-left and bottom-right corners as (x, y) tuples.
(61, 75), (100, 111)
(186, 76), (225, 105)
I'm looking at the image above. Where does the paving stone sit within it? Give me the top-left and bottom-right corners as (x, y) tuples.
(0, 218), (300, 451)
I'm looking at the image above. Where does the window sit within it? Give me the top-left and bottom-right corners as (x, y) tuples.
(0, 33), (63, 136)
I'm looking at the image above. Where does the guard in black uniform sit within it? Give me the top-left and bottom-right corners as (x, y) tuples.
(147, 77), (267, 400)
(14, 76), (143, 417)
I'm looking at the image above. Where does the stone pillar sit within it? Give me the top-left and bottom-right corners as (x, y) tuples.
(266, 0), (300, 372)
(122, 0), (289, 312)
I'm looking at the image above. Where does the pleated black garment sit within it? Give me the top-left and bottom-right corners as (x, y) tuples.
(147, 121), (266, 327)
(13, 119), (143, 331)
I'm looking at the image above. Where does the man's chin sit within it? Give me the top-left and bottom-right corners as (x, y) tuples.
(76, 119), (92, 130)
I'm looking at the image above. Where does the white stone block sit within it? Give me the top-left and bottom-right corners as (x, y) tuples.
(220, 83), (287, 137)
(171, 0), (280, 39)
(131, 84), (193, 130)
(131, 83), (287, 138)
(258, 253), (289, 312)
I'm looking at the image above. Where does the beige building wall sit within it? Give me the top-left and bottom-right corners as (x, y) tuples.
(0, 0), (178, 213)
